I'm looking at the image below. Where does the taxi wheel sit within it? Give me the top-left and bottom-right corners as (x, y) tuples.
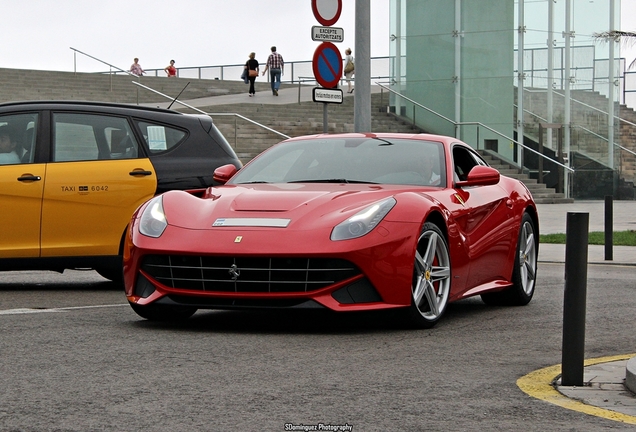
(128, 302), (197, 322)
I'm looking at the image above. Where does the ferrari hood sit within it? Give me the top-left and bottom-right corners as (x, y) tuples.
(160, 184), (403, 230)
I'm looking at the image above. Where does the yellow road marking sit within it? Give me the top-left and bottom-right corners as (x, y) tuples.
(517, 353), (636, 424)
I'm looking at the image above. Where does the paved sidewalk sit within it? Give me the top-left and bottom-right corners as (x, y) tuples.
(144, 83), (373, 110)
(537, 200), (636, 267)
(533, 200), (636, 424)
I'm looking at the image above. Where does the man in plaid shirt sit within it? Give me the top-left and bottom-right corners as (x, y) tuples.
(262, 46), (284, 96)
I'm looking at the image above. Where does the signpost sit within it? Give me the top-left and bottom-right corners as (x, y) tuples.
(311, 0), (344, 132)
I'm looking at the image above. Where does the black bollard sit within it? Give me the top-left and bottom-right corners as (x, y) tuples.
(561, 212), (589, 387)
(605, 196), (613, 261)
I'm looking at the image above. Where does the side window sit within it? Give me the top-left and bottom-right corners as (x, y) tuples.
(53, 113), (139, 162)
(135, 121), (187, 154)
(453, 145), (486, 182)
(0, 113), (38, 165)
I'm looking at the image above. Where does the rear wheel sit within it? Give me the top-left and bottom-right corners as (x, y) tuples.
(405, 222), (451, 328)
(481, 212), (537, 306)
(129, 302), (197, 322)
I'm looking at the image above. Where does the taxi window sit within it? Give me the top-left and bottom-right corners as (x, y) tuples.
(53, 113), (139, 162)
(135, 121), (186, 154)
(0, 113), (38, 165)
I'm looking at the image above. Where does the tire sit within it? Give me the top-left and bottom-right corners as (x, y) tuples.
(404, 222), (452, 328)
(481, 212), (537, 306)
(129, 302), (197, 322)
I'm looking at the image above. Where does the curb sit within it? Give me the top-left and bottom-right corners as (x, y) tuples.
(517, 354), (636, 425)
(627, 357), (636, 395)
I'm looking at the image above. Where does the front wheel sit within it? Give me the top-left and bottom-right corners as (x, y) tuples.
(129, 302), (197, 322)
(404, 222), (452, 328)
(481, 212), (537, 306)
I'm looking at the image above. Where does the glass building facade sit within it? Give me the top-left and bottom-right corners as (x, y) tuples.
(389, 0), (628, 199)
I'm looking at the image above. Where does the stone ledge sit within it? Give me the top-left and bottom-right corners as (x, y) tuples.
(626, 356), (636, 394)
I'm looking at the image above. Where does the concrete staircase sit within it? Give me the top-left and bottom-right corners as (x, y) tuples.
(479, 151), (573, 203)
(0, 67), (255, 104)
(0, 66), (568, 203)
(189, 93), (422, 162)
(522, 88), (636, 197)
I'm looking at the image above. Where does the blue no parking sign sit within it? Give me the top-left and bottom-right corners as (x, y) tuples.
(312, 42), (343, 89)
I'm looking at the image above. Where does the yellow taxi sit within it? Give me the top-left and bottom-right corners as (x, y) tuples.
(0, 101), (242, 283)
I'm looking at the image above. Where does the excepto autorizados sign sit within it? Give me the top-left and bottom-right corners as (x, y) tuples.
(311, 26), (344, 42)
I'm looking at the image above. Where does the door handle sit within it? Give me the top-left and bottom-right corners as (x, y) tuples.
(129, 170), (152, 176)
(17, 175), (42, 182)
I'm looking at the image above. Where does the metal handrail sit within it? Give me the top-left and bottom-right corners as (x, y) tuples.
(131, 81), (290, 147)
(376, 82), (574, 173)
(522, 88), (636, 158)
(99, 56), (394, 84)
(72, 47), (289, 147)
(71, 47), (143, 102)
(70, 47), (132, 76)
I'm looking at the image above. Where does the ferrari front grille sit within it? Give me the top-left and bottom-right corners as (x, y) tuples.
(140, 255), (360, 293)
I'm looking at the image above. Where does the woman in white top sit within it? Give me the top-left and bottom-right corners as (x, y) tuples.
(0, 126), (21, 164)
(343, 48), (354, 93)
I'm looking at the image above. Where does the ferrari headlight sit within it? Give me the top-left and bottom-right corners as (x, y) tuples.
(139, 196), (168, 238)
(331, 197), (396, 241)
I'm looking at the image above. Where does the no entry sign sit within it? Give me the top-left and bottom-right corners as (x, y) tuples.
(312, 42), (343, 89)
(311, 0), (342, 27)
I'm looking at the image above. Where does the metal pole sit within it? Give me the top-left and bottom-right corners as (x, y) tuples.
(538, 124), (544, 184)
(394, 0), (402, 118)
(561, 212), (589, 387)
(354, 0), (371, 132)
(564, 0), (572, 198)
(547, 0), (554, 151)
(517, 0), (525, 168)
(605, 195), (613, 261)
(323, 103), (328, 133)
(454, 0), (461, 136)
(608, 0), (615, 170)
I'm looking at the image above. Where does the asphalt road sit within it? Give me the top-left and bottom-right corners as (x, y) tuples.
(0, 264), (634, 432)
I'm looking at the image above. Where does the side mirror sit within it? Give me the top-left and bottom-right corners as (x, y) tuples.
(213, 164), (238, 184)
(455, 165), (500, 187)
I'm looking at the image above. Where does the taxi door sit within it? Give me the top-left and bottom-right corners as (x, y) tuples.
(0, 164), (45, 257)
(0, 113), (43, 258)
(40, 112), (157, 257)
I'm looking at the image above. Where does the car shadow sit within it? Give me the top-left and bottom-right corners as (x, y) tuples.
(0, 270), (123, 291)
(129, 297), (498, 335)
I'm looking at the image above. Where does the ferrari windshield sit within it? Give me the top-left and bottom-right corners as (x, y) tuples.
(230, 137), (447, 187)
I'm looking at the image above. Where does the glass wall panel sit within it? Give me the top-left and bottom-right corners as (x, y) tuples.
(389, 0), (626, 198)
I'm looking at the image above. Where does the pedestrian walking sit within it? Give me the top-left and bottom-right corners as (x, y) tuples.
(262, 46), (284, 96)
(164, 60), (177, 78)
(343, 48), (354, 93)
(129, 58), (145, 76)
(245, 52), (259, 97)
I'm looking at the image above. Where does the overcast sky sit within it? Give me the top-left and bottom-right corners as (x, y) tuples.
(1, 0), (634, 73)
(1, 0), (389, 73)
